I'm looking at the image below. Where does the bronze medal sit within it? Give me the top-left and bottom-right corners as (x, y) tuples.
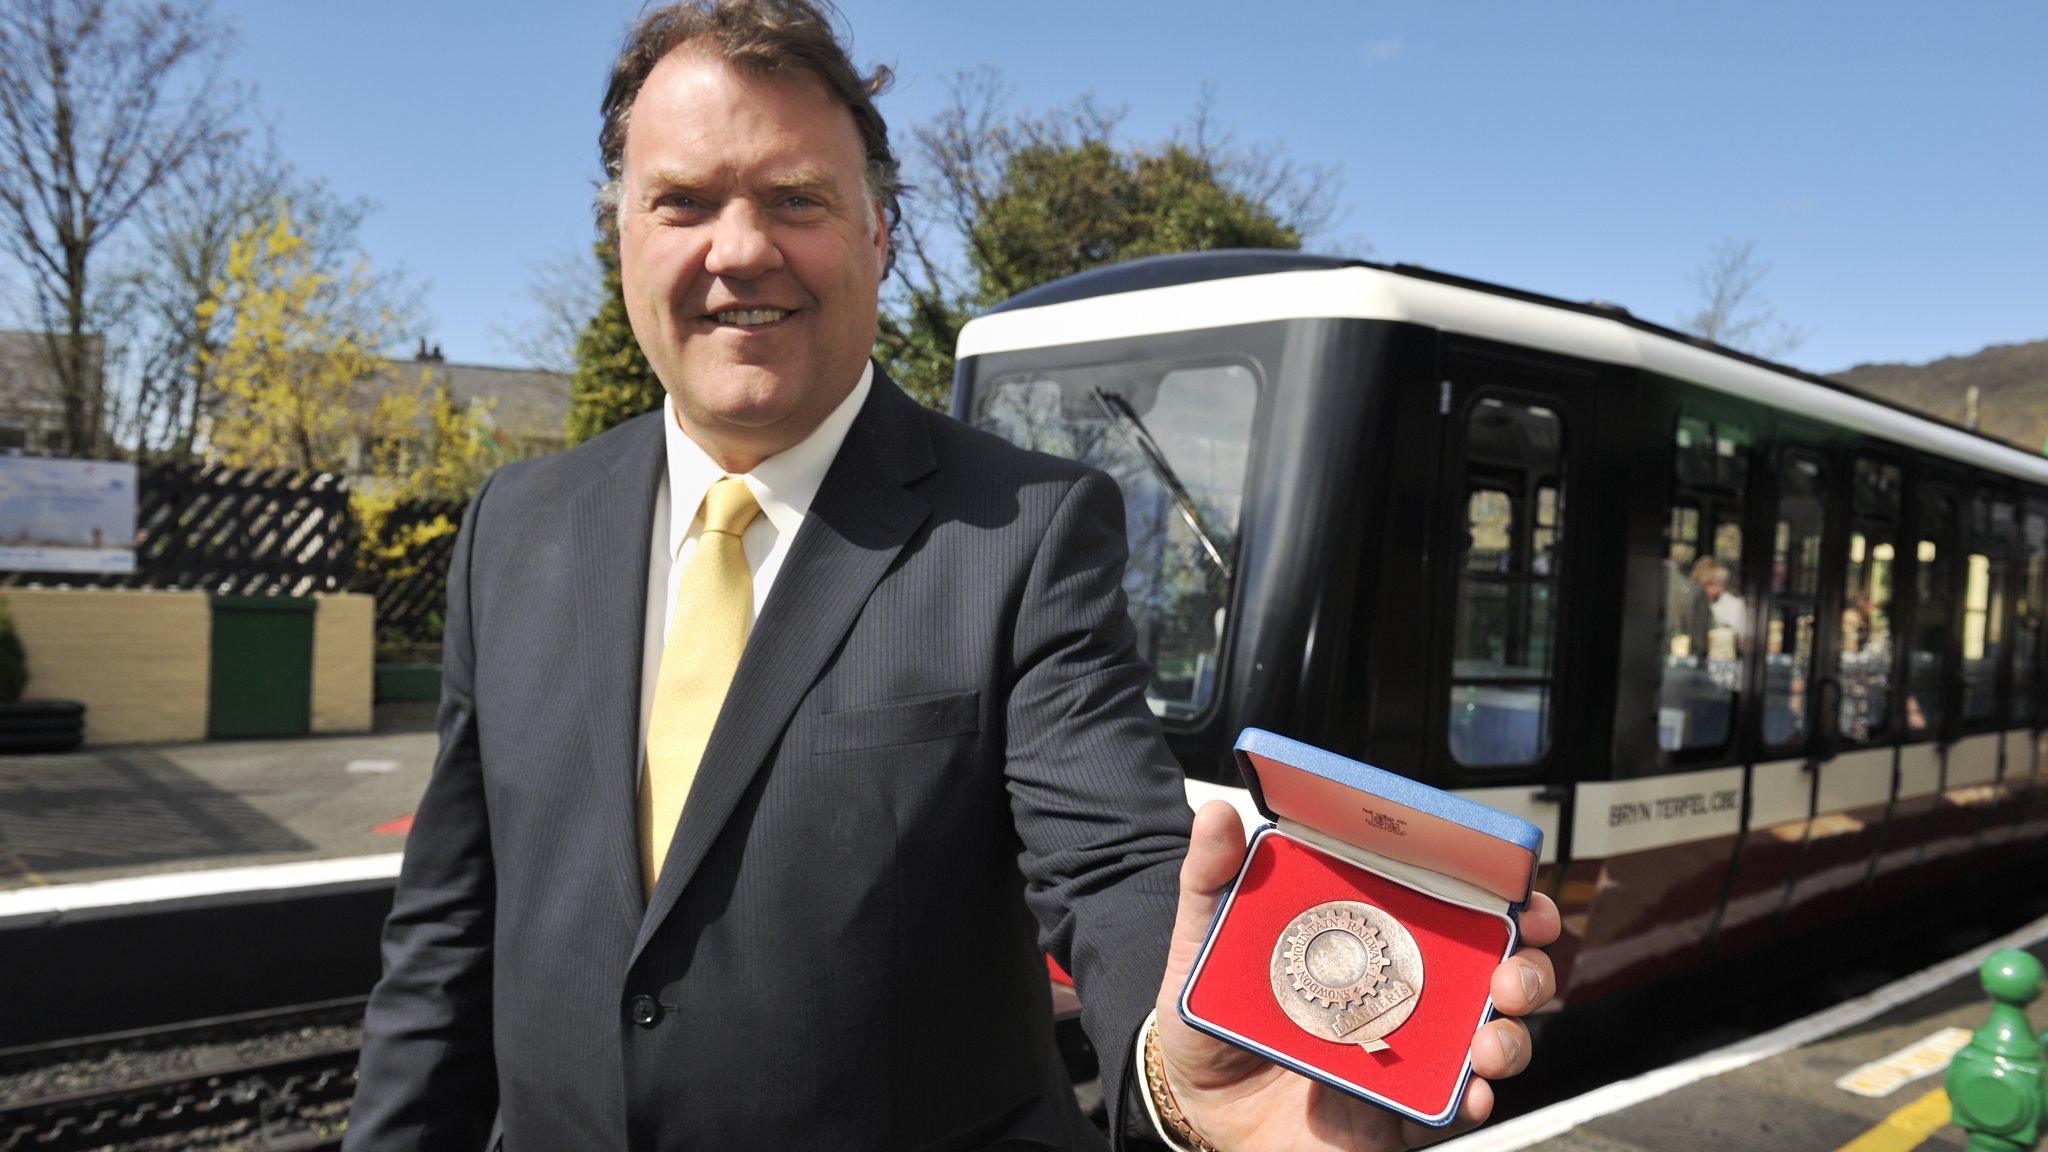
(1269, 900), (1424, 1053)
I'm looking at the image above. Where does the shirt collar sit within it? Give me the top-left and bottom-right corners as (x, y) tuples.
(663, 360), (874, 558)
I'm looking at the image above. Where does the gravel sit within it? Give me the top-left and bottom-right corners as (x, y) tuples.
(0, 1013), (362, 1104)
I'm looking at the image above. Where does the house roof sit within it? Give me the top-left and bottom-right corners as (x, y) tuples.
(0, 329), (100, 414)
(369, 356), (572, 444)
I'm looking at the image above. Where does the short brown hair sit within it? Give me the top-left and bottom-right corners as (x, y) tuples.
(597, 0), (901, 270)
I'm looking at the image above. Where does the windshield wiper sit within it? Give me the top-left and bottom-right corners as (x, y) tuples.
(1088, 387), (1234, 581)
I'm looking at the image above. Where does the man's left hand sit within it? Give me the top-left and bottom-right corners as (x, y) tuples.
(1152, 800), (1561, 1150)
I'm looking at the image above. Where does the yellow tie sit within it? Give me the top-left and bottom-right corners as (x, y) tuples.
(640, 476), (762, 894)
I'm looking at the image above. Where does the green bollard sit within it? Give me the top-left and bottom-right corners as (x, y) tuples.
(1946, 948), (2047, 1152)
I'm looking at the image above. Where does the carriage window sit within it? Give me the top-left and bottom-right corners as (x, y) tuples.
(1962, 495), (2014, 725)
(1673, 416), (1715, 490)
(1853, 460), (1903, 520)
(1534, 484), (1560, 574)
(1657, 413), (1751, 754)
(1668, 505), (1702, 569)
(1449, 398), (1564, 768)
(1907, 489), (1956, 737)
(1763, 456), (1826, 749)
(1838, 459), (1900, 744)
(975, 360), (1258, 723)
(2016, 503), (2048, 726)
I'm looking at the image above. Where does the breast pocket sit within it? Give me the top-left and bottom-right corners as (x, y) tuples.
(815, 689), (980, 754)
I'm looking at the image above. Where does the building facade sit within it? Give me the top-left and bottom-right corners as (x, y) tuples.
(0, 330), (99, 456)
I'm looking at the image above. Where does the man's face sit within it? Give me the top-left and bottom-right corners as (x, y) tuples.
(617, 50), (888, 469)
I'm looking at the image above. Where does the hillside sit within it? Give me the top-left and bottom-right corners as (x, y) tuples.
(1831, 339), (2048, 456)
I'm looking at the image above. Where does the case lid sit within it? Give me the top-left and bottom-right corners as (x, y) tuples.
(1233, 728), (1543, 906)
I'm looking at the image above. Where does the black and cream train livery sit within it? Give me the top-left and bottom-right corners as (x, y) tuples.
(951, 251), (2048, 1004)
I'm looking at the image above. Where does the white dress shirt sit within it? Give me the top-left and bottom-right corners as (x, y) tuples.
(634, 362), (874, 770)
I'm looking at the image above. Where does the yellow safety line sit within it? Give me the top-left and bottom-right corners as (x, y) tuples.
(0, 844), (48, 887)
(1834, 1086), (1952, 1152)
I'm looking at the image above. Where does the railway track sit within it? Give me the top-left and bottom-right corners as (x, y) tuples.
(0, 1000), (365, 1152)
(3, 872), (2043, 1148)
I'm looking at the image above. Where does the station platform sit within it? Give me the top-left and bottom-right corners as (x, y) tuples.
(5, 713), (2045, 1151)
(1447, 913), (2048, 1152)
(0, 702), (436, 905)
(0, 706), (442, 1044)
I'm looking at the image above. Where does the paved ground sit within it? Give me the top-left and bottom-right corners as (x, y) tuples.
(5, 709), (2041, 1152)
(0, 702), (439, 892)
(1481, 933), (2048, 1152)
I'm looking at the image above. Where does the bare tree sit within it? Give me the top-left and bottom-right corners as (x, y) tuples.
(1172, 82), (1345, 250)
(0, 0), (240, 458)
(881, 67), (1350, 406)
(100, 131), (426, 460)
(103, 132), (282, 458)
(1677, 236), (1813, 360)
(497, 243), (603, 376)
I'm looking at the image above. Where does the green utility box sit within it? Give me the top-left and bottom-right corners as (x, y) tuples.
(209, 595), (316, 738)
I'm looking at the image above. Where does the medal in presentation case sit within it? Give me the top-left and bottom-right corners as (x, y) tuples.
(1177, 728), (1544, 1127)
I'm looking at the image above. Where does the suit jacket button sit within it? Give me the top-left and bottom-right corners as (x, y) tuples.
(629, 995), (660, 1028)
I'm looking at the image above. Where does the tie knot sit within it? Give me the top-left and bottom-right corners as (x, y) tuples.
(701, 476), (762, 538)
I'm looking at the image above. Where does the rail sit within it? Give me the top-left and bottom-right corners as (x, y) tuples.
(0, 999), (365, 1152)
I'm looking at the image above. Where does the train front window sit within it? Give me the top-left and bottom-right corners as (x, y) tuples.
(1448, 397), (1565, 769)
(973, 360), (1257, 722)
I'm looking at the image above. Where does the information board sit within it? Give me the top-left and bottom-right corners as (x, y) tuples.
(0, 456), (138, 574)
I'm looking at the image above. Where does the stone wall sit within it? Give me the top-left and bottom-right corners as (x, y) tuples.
(311, 593), (374, 734)
(3, 588), (210, 744)
(1, 588), (376, 745)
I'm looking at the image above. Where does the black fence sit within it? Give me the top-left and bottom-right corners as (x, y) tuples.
(1, 462), (464, 649)
(2, 463), (351, 595)
(354, 498), (466, 649)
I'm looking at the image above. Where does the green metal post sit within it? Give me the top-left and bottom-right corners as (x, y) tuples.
(1946, 948), (2046, 1152)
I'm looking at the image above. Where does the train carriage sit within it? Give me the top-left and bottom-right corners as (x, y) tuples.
(951, 250), (2048, 1006)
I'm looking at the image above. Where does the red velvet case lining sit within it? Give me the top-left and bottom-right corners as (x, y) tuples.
(1182, 828), (1514, 1120)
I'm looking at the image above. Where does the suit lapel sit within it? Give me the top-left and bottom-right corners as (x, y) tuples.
(567, 412), (668, 927)
(632, 372), (936, 965)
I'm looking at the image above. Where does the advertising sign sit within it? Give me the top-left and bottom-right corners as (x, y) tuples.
(0, 456), (139, 574)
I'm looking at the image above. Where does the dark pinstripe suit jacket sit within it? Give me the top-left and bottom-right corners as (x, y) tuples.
(345, 370), (1193, 1151)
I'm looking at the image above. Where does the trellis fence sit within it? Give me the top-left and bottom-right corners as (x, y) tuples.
(355, 498), (467, 650)
(0, 462), (465, 649)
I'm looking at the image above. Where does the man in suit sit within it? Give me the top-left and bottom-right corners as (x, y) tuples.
(344, 3), (1557, 1149)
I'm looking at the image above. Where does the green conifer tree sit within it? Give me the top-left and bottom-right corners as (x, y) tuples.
(566, 230), (663, 444)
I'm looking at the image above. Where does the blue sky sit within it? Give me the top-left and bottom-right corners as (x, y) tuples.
(205, 1), (2045, 375)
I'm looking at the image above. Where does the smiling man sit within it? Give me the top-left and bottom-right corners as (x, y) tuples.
(615, 40), (886, 474)
(343, 3), (1555, 1151)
